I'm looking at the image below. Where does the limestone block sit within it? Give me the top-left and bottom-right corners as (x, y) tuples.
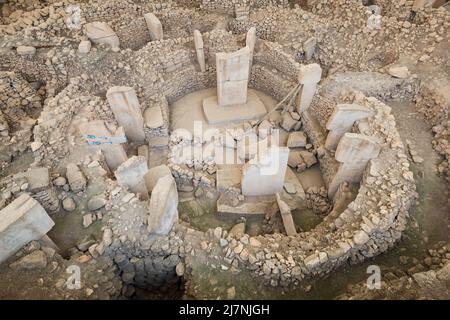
(325, 104), (373, 151)
(85, 22), (120, 49)
(335, 133), (381, 163)
(15, 167), (50, 193)
(144, 106), (164, 129)
(0, 194), (55, 264)
(115, 156), (149, 199)
(328, 133), (381, 198)
(147, 175), (178, 235)
(66, 163), (87, 192)
(241, 146), (289, 196)
(17, 46), (36, 55)
(106, 86), (145, 142)
(144, 13), (163, 41)
(287, 131), (307, 148)
(144, 165), (172, 193)
(78, 40), (91, 54)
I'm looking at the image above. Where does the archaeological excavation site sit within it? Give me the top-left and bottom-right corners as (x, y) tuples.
(0, 0), (449, 302)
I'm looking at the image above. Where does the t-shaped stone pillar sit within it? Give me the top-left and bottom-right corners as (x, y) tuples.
(106, 86), (145, 142)
(144, 13), (163, 41)
(194, 30), (206, 72)
(328, 133), (381, 198)
(296, 63), (322, 114)
(217, 46), (250, 106)
(325, 104), (373, 151)
(246, 27), (256, 77)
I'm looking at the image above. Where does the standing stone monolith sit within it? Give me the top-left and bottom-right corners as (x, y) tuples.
(328, 133), (381, 198)
(241, 146), (289, 196)
(147, 175), (178, 235)
(115, 156), (149, 200)
(79, 120), (128, 171)
(246, 27), (256, 77)
(106, 86), (145, 142)
(194, 30), (206, 72)
(0, 194), (55, 264)
(144, 13), (163, 41)
(325, 104), (373, 151)
(296, 63), (322, 114)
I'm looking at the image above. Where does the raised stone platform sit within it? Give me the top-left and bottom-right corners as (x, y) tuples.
(202, 89), (267, 125)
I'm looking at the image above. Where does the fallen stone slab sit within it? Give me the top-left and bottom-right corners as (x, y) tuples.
(287, 131), (307, 148)
(0, 194), (55, 264)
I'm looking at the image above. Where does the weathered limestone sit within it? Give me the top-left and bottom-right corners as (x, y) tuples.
(328, 133), (381, 198)
(216, 166), (241, 192)
(287, 131), (307, 148)
(106, 86), (145, 142)
(115, 156), (149, 199)
(84, 22), (120, 49)
(144, 106), (164, 129)
(246, 27), (256, 77)
(147, 175), (178, 235)
(17, 46), (36, 56)
(144, 164), (172, 193)
(276, 193), (297, 236)
(194, 30), (206, 72)
(296, 63), (322, 114)
(217, 46), (250, 106)
(0, 194), (55, 264)
(325, 104), (373, 151)
(303, 37), (317, 61)
(66, 163), (87, 192)
(78, 40), (91, 54)
(144, 13), (163, 41)
(241, 146), (289, 196)
(79, 120), (128, 171)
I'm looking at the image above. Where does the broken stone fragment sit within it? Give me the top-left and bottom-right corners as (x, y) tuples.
(388, 66), (410, 79)
(84, 22), (120, 49)
(228, 222), (245, 238)
(281, 112), (298, 131)
(87, 196), (106, 211)
(66, 163), (87, 193)
(10, 250), (47, 270)
(287, 131), (307, 148)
